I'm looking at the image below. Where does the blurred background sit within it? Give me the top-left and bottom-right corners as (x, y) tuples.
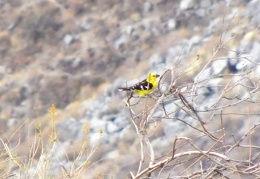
(0, 0), (259, 178)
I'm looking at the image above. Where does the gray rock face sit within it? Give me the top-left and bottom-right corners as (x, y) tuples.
(248, 0), (260, 27)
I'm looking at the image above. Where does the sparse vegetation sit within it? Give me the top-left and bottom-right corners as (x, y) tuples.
(0, 0), (259, 178)
(0, 104), (102, 178)
(123, 26), (260, 178)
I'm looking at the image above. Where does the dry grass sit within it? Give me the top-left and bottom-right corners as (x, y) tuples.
(0, 104), (102, 179)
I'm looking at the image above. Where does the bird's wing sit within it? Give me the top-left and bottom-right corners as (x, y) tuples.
(131, 79), (153, 90)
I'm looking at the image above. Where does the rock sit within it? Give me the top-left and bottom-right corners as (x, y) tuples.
(125, 26), (139, 40)
(188, 35), (202, 51)
(248, 0), (260, 27)
(199, 0), (212, 8)
(227, 58), (239, 73)
(250, 42), (260, 63)
(195, 8), (207, 17)
(236, 57), (252, 71)
(7, 118), (20, 127)
(63, 34), (76, 45)
(163, 115), (195, 137)
(80, 21), (91, 31)
(167, 19), (177, 31)
(211, 59), (227, 75)
(56, 118), (83, 142)
(180, 0), (196, 10)
(206, 17), (221, 35)
(114, 33), (128, 50)
(143, 1), (154, 12)
(106, 121), (120, 134)
(194, 59), (227, 83)
(149, 53), (165, 69)
(57, 57), (86, 74)
(166, 44), (189, 65)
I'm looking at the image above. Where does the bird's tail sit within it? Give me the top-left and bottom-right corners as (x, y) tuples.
(118, 87), (131, 91)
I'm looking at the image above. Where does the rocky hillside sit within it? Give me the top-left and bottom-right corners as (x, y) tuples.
(0, 0), (259, 178)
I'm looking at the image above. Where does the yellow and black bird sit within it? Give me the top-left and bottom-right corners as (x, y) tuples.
(118, 73), (160, 96)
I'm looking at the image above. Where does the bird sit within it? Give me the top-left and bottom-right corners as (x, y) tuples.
(118, 73), (160, 96)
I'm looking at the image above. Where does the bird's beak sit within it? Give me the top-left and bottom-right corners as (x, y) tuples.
(156, 74), (160, 78)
